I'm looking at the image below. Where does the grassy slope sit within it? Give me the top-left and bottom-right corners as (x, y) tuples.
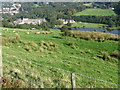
(1, 27), (118, 88)
(73, 9), (116, 16)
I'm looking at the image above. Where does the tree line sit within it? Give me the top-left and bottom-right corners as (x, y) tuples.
(1, 2), (120, 30)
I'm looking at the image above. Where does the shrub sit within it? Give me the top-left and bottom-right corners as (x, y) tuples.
(2, 77), (28, 88)
(15, 33), (21, 41)
(23, 45), (32, 52)
(39, 41), (57, 50)
(29, 42), (38, 51)
(65, 41), (78, 49)
(111, 50), (120, 59)
(100, 51), (110, 60)
(97, 36), (105, 42)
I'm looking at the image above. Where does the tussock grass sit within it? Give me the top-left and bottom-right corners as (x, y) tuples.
(69, 30), (119, 42)
(2, 76), (29, 88)
(111, 50), (120, 59)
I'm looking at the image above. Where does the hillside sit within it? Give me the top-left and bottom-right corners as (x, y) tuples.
(73, 9), (116, 16)
(1, 27), (119, 88)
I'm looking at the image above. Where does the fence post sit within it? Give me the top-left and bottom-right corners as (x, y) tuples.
(71, 73), (76, 89)
(0, 2), (2, 89)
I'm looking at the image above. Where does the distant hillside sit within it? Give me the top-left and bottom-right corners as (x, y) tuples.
(73, 9), (116, 16)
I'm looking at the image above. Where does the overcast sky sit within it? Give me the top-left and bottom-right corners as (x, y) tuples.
(0, 0), (120, 2)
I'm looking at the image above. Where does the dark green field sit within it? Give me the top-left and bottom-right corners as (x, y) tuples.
(1, 27), (119, 88)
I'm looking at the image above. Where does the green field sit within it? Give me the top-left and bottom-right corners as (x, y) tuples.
(55, 22), (120, 30)
(74, 9), (116, 16)
(55, 22), (108, 29)
(1, 27), (119, 88)
(71, 22), (108, 28)
(83, 3), (92, 7)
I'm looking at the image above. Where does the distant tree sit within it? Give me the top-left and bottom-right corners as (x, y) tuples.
(60, 25), (68, 32)
(16, 23), (31, 29)
(2, 20), (15, 28)
(66, 21), (72, 27)
(67, 11), (72, 16)
(56, 20), (63, 25)
(114, 1), (120, 15)
(108, 19), (115, 27)
(40, 22), (49, 31)
(71, 9), (76, 14)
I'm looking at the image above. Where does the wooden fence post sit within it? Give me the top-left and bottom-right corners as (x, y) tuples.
(0, 2), (2, 89)
(71, 73), (76, 89)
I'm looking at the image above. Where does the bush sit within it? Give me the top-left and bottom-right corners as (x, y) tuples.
(97, 36), (105, 42)
(111, 50), (120, 59)
(2, 77), (28, 88)
(23, 45), (32, 52)
(100, 51), (110, 60)
(65, 41), (78, 49)
(39, 41), (57, 50)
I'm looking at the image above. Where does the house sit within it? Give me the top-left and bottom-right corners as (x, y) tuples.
(1, 3), (21, 15)
(59, 19), (75, 24)
(13, 18), (46, 25)
(109, 7), (115, 10)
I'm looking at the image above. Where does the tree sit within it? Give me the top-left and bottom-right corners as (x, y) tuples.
(40, 22), (49, 31)
(67, 11), (72, 16)
(71, 9), (76, 14)
(108, 19), (115, 27)
(2, 20), (15, 28)
(56, 20), (63, 25)
(114, 1), (120, 15)
(66, 21), (72, 27)
(60, 25), (68, 32)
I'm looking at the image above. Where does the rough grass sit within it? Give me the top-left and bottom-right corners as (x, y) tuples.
(68, 30), (119, 42)
(73, 9), (116, 16)
(1, 27), (119, 88)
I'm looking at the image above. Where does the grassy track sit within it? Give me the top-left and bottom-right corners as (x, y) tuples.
(73, 9), (116, 16)
(1, 27), (119, 88)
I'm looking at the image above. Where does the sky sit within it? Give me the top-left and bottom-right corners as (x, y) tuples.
(0, 0), (120, 2)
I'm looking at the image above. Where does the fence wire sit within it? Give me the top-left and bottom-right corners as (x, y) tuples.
(3, 53), (119, 86)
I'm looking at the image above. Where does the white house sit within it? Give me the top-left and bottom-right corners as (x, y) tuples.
(59, 19), (75, 24)
(13, 18), (46, 25)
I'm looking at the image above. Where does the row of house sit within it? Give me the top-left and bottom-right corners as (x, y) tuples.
(13, 18), (76, 25)
(13, 18), (46, 25)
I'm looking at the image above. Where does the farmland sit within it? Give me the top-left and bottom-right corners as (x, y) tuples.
(73, 9), (117, 16)
(1, 27), (119, 88)
(71, 22), (108, 28)
(55, 22), (108, 29)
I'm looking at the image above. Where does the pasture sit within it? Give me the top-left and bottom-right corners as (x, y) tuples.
(73, 9), (116, 16)
(55, 22), (108, 29)
(1, 27), (119, 88)
(71, 22), (108, 28)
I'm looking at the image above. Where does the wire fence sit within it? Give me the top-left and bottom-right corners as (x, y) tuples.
(3, 46), (117, 73)
(3, 53), (119, 87)
(3, 60), (52, 87)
